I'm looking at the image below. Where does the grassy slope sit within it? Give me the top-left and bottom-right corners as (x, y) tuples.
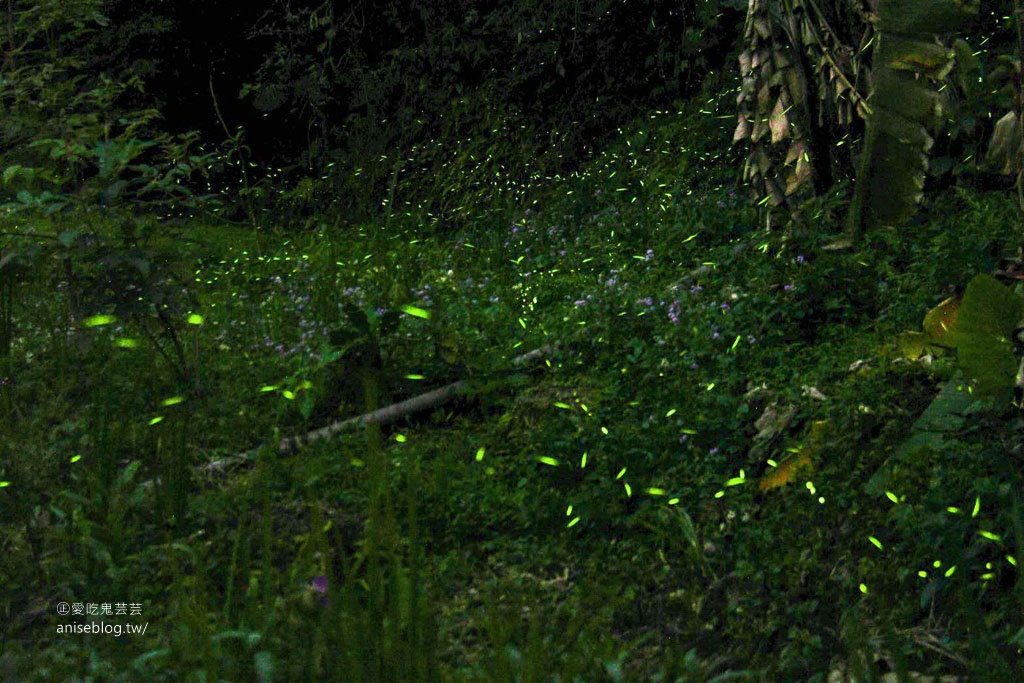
(2, 96), (1023, 681)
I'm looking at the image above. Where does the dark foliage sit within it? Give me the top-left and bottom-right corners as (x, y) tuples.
(83, 0), (743, 223)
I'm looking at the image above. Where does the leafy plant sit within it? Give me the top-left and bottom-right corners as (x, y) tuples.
(275, 301), (406, 425)
(846, 0), (980, 236)
(897, 273), (1023, 402)
(0, 2), (217, 215)
(733, 0), (872, 207)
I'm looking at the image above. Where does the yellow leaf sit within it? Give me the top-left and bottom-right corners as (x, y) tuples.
(759, 421), (828, 492)
(896, 331), (929, 360)
(922, 296), (960, 345)
(759, 451), (813, 492)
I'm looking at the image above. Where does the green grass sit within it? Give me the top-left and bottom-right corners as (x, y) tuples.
(2, 98), (1024, 681)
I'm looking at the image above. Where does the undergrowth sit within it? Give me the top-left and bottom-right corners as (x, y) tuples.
(2, 94), (1023, 682)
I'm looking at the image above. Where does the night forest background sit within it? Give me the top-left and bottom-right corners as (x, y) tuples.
(3, 1), (1024, 680)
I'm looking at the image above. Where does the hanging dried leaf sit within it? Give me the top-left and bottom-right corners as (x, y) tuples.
(734, 116), (752, 144)
(773, 51), (793, 70)
(753, 402), (796, 442)
(784, 70), (804, 107)
(751, 48), (764, 70)
(983, 111), (1022, 176)
(754, 16), (772, 39)
(733, 0), (877, 215)
(785, 140), (808, 165)
(785, 155), (813, 195)
(770, 98), (790, 143)
(766, 177), (787, 205)
(739, 50), (753, 75)
(752, 116), (768, 143)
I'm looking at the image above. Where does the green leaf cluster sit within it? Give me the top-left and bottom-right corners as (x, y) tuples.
(900, 274), (1024, 402)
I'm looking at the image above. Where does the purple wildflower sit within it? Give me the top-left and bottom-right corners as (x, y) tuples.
(309, 575), (329, 606)
(668, 300), (682, 325)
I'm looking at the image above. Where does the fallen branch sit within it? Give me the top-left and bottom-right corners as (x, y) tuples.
(200, 344), (556, 474)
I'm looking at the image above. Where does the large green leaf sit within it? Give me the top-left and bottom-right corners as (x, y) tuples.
(894, 275), (1022, 401)
(954, 274), (1024, 400)
(865, 374), (977, 496)
(957, 273), (1024, 340)
(846, 0), (979, 235)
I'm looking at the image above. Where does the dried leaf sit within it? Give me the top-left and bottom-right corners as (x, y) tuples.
(785, 155), (812, 195)
(772, 51), (793, 70)
(733, 116), (752, 143)
(784, 140), (808, 166)
(753, 402), (796, 442)
(759, 451), (813, 492)
(802, 386), (828, 401)
(754, 17), (771, 39)
(759, 420), (829, 492)
(739, 50), (752, 76)
(751, 117), (768, 143)
(766, 177), (786, 205)
(822, 237), (855, 251)
(983, 111), (1022, 176)
(784, 70), (804, 106)
(770, 98), (789, 143)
